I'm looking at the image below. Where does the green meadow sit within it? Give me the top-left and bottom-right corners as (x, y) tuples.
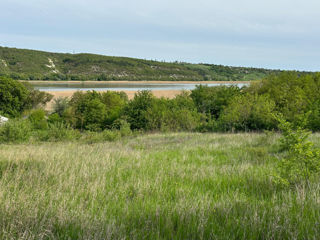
(1, 132), (320, 239)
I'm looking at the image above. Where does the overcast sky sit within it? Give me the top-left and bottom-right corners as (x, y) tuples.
(1, 0), (319, 71)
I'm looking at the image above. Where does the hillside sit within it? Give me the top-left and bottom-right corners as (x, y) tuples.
(0, 46), (282, 81)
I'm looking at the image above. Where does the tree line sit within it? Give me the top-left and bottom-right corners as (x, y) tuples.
(0, 71), (319, 142)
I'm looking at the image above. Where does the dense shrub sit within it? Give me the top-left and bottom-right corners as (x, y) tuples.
(28, 109), (48, 130)
(124, 90), (155, 130)
(0, 119), (32, 143)
(307, 99), (320, 131)
(68, 91), (128, 131)
(0, 77), (53, 117)
(112, 119), (132, 136)
(48, 113), (63, 124)
(0, 77), (29, 117)
(146, 94), (201, 131)
(218, 94), (277, 131)
(125, 91), (201, 132)
(250, 72), (320, 129)
(274, 116), (320, 186)
(100, 91), (128, 126)
(190, 85), (241, 118)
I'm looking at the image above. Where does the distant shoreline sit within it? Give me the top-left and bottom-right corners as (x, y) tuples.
(22, 80), (253, 85)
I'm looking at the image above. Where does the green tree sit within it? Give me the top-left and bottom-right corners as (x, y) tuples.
(251, 72), (320, 128)
(124, 90), (155, 130)
(100, 91), (128, 126)
(69, 91), (107, 131)
(218, 94), (276, 131)
(0, 76), (29, 117)
(190, 85), (241, 118)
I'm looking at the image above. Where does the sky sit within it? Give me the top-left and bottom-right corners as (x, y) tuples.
(1, 0), (319, 71)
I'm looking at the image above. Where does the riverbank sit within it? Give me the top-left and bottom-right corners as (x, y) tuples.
(49, 89), (182, 99)
(22, 80), (252, 85)
(33, 80), (253, 110)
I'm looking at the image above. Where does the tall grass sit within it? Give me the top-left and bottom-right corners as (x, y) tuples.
(0, 133), (319, 239)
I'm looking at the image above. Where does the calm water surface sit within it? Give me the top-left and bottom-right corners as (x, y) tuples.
(33, 82), (249, 91)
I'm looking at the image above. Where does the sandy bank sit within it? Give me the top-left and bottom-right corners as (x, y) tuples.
(46, 89), (184, 110)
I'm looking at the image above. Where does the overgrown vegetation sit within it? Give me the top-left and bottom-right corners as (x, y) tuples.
(1, 70), (320, 238)
(0, 46), (285, 81)
(1, 71), (320, 138)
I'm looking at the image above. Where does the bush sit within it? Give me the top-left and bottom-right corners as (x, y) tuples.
(28, 109), (48, 130)
(190, 85), (241, 118)
(0, 77), (30, 117)
(48, 113), (63, 124)
(69, 91), (107, 130)
(274, 116), (320, 186)
(196, 116), (216, 132)
(0, 119), (32, 143)
(144, 94), (201, 132)
(218, 94), (277, 131)
(68, 91), (128, 130)
(124, 90), (155, 130)
(100, 91), (128, 126)
(112, 119), (132, 137)
(251, 72), (320, 130)
(307, 100), (320, 131)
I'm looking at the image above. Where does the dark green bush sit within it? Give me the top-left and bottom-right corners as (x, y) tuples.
(124, 90), (155, 130)
(0, 77), (29, 117)
(68, 91), (128, 131)
(48, 113), (63, 124)
(190, 85), (241, 118)
(250, 72), (320, 130)
(69, 91), (107, 130)
(218, 94), (277, 131)
(100, 91), (128, 126)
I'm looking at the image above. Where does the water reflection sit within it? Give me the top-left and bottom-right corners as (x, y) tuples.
(32, 82), (249, 91)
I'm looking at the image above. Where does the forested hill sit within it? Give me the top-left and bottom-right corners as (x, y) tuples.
(0, 46), (283, 81)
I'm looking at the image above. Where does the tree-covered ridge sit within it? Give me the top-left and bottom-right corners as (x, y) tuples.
(0, 46), (287, 81)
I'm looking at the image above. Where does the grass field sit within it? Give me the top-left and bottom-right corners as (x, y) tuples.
(0, 132), (320, 239)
